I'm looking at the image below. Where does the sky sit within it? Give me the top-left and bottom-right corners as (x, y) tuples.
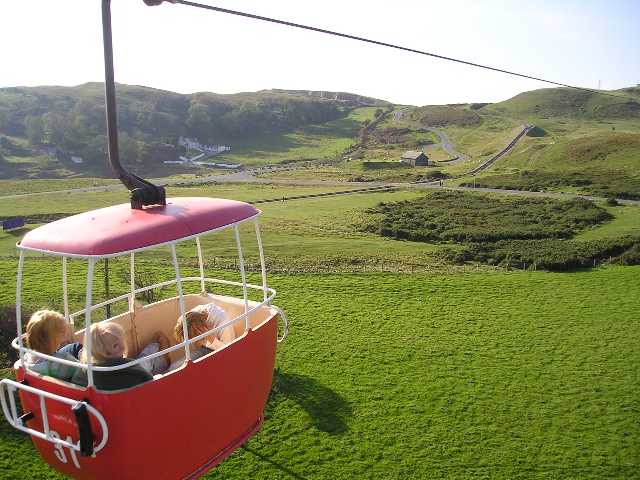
(1, 0), (639, 106)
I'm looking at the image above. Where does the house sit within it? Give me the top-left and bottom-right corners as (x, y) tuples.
(400, 151), (428, 166)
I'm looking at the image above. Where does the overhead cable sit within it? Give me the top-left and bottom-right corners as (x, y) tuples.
(154, 0), (639, 101)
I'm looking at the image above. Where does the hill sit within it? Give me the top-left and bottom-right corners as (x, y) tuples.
(485, 86), (640, 120)
(409, 105), (482, 127)
(0, 83), (387, 178)
(448, 88), (640, 198)
(2, 82), (640, 199)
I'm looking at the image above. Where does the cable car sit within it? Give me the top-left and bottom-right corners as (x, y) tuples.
(0, 1), (288, 479)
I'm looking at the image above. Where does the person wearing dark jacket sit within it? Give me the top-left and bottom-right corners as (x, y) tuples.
(71, 322), (153, 390)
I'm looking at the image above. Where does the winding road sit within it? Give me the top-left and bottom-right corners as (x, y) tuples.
(423, 127), (468, 164)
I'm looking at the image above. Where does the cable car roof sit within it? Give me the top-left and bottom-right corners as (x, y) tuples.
(19, 197), (260, 257)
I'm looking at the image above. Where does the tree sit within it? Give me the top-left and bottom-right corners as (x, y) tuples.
(25, 115), (44, 144)
(119, 132), (139, 165)
(42, 112), (67, 145)
(186, 102), (211, 140)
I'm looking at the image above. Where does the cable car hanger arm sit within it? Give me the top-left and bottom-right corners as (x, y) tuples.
(102, 0), (166, 209)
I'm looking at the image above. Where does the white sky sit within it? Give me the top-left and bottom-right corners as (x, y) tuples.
(1, 0), (638, 105)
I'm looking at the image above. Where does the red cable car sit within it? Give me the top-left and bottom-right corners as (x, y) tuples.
(0, 2), (288, 478)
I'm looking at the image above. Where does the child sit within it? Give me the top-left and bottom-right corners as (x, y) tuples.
(71, 322), (156, 390)
(169, 303), (235, 371)
(137, 331), (172, 376)
(24, 310), (82, 381)
(194, 303), (235, 348)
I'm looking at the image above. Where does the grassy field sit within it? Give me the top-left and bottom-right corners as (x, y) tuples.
(576, 205), (640, 240)
(1, 266), (639, 479)
(0, 178), (120, 196)
(2, 184), (639, 271)
(190, 107), (375, 167)
(0, 178), (639, 478)
(466, 127), (640, 199)
(0, 184), (449, 271)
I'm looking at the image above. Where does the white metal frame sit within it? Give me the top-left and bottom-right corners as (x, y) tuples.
(12, 214), (284, 384)
(8, 210), (289, 455)
(0, 378), (109, 454)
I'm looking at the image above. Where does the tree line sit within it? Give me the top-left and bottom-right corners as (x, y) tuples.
(0, 84), (347, 170)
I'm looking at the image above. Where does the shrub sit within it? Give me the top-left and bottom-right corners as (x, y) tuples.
(364, 191), (611, 244)
(363, 191), (626, 271)
(526, 126), (548, 137)
(0, 305), (31, 368)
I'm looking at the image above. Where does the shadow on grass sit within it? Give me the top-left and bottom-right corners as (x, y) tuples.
(4, 227), (29, 237)
(242, 445), (309, 480)
(268, 370), (352, 435)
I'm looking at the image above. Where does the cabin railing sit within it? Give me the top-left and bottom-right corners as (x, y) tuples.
(11, 277), (285, 376)
(0, 379), (109, 456)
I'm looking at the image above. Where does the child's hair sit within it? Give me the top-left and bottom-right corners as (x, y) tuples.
(81, 322), (126, 363)
(174, 308), (209, 347)
(25, 310), (68, 355)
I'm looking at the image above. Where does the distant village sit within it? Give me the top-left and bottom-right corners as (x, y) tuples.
(164, 137), (240, 170)
(36, 136), (240, 170)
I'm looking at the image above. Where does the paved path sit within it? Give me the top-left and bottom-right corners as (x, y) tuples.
(3, 167), (639, 207)
(392, 109), (468, 165)
(0, 166), (282, 200)
(405, 182), (640, 206)
(423, 127), (469, 165)
(466, 124), (533, 175)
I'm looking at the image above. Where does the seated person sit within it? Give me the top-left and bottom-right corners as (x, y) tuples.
(168, 303), (235, 371)
(137, 332), (171, 376)
(24, 310), (82, 381)
(197, 303), (235, 346)
(71, 322), (167, 390)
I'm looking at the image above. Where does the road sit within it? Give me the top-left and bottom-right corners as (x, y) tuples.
(2, 165), (639, 207)
(392, 110), (467, 165)
(407, 182), (640, 206)
(423, 127), (469, 164)
(0, 167), (269, 200)
(466, 124), (533, 175)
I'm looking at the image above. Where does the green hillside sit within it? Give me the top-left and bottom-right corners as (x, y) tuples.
(398, 87), (640, 197)
(485, 86), (640, 120)
(463, 88), (640, 199)
(0, 83), (386, 178)
(409, 104), (482, 127)
(2, 82), (640, 200)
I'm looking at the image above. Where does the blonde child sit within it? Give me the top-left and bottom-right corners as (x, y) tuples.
(24, 310), (81, 381)
(193, 303), (235, 347)
(71, 322), (162, 390)
(169, 303), (235, 371)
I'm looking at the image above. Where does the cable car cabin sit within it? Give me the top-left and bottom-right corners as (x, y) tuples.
(0, 197), (288, 480)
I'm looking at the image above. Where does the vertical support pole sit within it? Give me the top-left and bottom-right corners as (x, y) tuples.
(195, 237), (206, 294)
(101, 0), (122, 181)
(16, 251), (25, 363)
(62, 256), (70, 323)
(171, 244), (190, 361)
(84, 259), (96, 388)
(40, 397), (50, 438)
(234, 225), (250, 331)
(8, 386), (18, 421)
(129, 252), (135, 312)
(254, 220), (268, 302)
(104, 258), (111, 319)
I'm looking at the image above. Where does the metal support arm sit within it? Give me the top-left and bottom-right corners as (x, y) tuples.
(102, 0), (166, 209)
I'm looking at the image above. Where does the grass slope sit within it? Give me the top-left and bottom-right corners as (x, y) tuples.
(1, 184), (639, 271)
(1, 266), (639, 479)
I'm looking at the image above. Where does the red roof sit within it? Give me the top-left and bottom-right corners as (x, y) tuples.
(19, 197), (259, 256)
